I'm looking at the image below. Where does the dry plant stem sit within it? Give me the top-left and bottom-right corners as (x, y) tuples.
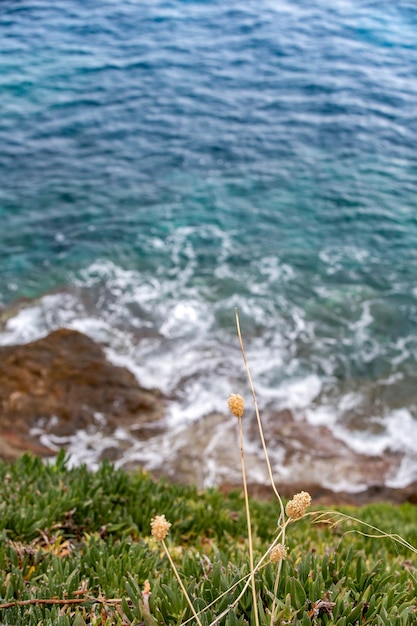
(182, 534), (285, 626)
(0, 597), (124, 609)
(201, 536), (285, 626)
(237, 413), (260, 626)
(233, 532), (285, 609)
(311, 511), (417, 556)
(271, 562), (282, 626)
(310, 511), (417, 586)
(235, 307), (287, 610)
(235, 308), (285, 525)
(161, 539), (203, 626)
(207, 561), (271, 626)
(269, 521), (290, 625)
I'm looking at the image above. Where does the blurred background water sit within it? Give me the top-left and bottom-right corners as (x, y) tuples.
(1, 0), (417, 489)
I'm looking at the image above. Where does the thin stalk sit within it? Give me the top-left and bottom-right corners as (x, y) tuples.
(269, 522), (290, 625)
(237, 413), (259, 626)
(271, 559), (282, 626)
(162, 540), (203, 626)
(310, 511), (417, 554)
(235, 307), (287, 604)
(202, 534), (285, 626)
(235, 308), (285, 523)
(206, 534), (285, 626)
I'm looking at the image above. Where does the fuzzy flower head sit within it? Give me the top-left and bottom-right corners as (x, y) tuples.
(150, 514), (171, 541)
(228, 393), (244, 418)
(285, 491), (312, 520)
(270, 544), (287, 563)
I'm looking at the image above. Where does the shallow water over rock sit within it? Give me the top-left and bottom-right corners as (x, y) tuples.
(1, 327), (416, 505)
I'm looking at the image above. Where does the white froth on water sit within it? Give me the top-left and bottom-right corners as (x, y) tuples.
(330, 408), (417, 460)
(305, 405), (417, 489)
(338, 408), (417, 460)
(388, 456), (417, 489)
(305, 405), (337, 427)
(338, 392), (363, 413)
(166, 381), (232, 426)
(321, 478), (369, 494)
(161, 301), (199, 338)
(0, 293), (81, 346)
(2, 258), (417, 490)
(279, 375), (322, 412)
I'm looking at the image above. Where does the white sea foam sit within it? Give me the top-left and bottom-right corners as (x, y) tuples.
(2, 258), (417, 490)
(304, 403), (417, 489)
(305, 405), (337, 427)
(0, 293), (80, 346)
(280, 375), (322, 411)
(327, 408), (417, 460)
(387, 456), (417, 489)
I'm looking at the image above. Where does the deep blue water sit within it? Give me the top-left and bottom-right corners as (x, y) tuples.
(1, 0), (417, 487)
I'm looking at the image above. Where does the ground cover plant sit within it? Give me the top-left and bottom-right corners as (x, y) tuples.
(0, 451), (416, 625)
(0, 311), (416, 624)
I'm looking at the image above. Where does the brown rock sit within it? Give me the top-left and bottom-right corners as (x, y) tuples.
(0, 321), (415, 506)
(0, 328), (165, 458)
(252, 408), (396, 488)
(0, 429), (55, 461)
(219, 480), (417, 506)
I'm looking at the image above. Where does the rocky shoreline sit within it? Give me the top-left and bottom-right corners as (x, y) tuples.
(0, 327), (164, 452)
(0, 325), (416, 506)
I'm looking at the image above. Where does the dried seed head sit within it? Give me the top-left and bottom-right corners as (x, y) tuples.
(270, 544), (287, 563)
(228, 393), (244, 418)
(285, 491), (311, 520)
(150, 514), (171, 541)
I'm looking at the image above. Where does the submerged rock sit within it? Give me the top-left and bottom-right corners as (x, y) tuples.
(0, 328), (165, 456)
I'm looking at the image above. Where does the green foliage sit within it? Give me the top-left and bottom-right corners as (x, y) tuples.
(0, 452), (416, 624)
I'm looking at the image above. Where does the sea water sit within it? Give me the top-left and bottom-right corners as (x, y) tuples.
(1, 0), (417, 490)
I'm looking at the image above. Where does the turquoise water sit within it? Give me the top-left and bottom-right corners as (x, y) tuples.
(1, 0), (417, 487)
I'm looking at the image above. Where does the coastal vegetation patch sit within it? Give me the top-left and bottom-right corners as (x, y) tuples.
(0, 452), (416, 624)
(0, 311), (416, 624)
